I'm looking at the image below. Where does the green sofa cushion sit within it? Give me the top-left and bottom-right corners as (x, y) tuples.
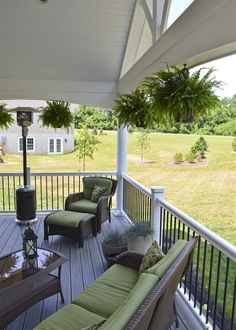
(146, 239), (188, 278)
(68, 199), (97, 214)
(95, 264), (138, 292)
(72, 264), (138, 319)
(99, 273), (159, 330)
(34, 304), (106, 330)
(83, 177), (113, 200)
(45, 210), (91, 228)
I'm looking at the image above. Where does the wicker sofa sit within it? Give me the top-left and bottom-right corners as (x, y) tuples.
(35, 238), (197, 330)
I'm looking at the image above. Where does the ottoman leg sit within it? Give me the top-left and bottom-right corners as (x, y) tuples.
(78, 226), (84, 248)
(44, 218), (49, 241)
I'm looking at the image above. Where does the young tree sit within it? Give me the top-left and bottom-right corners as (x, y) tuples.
(191, 136), (208, 158)
(137, 129), (151, 162)
(76, 128), (99, 171)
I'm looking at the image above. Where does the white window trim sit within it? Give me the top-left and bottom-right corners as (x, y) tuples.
(48, 137), (63, 155)
(18, 137), (35, 153)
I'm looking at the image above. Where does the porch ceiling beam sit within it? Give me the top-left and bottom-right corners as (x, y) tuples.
(159, 0), (171, 35)
(118, 0), (236, 93)
(0, 79), (116, 109)
(142, 0), (155, 42)
(120, 0), (146, 78)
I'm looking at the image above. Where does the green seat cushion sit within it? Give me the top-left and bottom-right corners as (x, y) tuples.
(139, 240), (165, 274)
(83, 177), (113, 200)
(96, 264), (138, 292)
(45, 210), (92, 228)
(91, 185), (108, 203)
(34, 304), (106, 330)
(68, 200), (98, 214)
(72, 264), (138, 319)
(99, 273), (159, 330)
(146, 239), (188, 278)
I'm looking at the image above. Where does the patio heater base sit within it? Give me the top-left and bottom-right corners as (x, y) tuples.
(15, 218), (38, 225)
(15, 185), (37, 225)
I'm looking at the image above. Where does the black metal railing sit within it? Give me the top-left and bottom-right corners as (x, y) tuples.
(0, 172), (116, 212)
(122, 174), (151, 225)
(159, 202), (236, 330)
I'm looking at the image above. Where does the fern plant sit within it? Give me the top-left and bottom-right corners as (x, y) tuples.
(39, 100), (74, 132)
(0, 102), (14, 129)
(142, 64), (222, 125)
(113, 89), (152, 128)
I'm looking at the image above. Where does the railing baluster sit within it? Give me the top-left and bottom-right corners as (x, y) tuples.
(57, 176), (59, 209)
(221, 257), (230, 329)
(51, 175), (53, 210)
(213, 251), (221, 329)
(40, 176), (43, 210)
(13, 176), (16, 209)
(200, 239), (207, 315)
(2, 177), (5, 211)
(206, 245), (215, 324)
(231, 273), (236, 330)
(194, 235), (201, 307)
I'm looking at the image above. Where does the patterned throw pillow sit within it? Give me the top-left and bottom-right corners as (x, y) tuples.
(90, 185), (107, 203)
(139, 240), (165, 274)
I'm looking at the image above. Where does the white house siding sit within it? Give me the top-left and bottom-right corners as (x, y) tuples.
(0, 113), (74, 154)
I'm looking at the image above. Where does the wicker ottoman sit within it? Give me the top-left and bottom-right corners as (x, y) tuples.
(44, 210), (97, 248)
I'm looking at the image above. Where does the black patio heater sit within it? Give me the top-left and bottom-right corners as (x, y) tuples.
(10, 107), (37, 224)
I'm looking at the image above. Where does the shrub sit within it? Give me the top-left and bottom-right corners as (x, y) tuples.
(232, 138), (236, 152)
(186, 151), (195, 162)
(191, 136), (208, 158)
(174, 152), (184, 163)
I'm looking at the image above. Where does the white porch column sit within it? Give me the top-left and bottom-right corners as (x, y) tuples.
(116, 124), (128, 214)
(150, 186), (165, 245)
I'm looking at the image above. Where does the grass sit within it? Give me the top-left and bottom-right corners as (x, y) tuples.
(1, 130), (236, 245)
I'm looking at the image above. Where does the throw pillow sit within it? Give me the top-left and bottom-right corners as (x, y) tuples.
(139, 240), (165, 274)
(91, 185), (107, 203)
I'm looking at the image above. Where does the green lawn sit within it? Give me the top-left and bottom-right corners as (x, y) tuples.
(1, 131), (236, 245)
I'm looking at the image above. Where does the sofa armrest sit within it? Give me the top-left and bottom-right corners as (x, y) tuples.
(65, 192), (84, 210)
(116, 251), (144, 271)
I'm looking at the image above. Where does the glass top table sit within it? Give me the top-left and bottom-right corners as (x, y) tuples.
(0, 248), (64, 290)
(0, 248), (67, 329)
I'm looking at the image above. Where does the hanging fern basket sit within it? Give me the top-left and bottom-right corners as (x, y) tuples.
(0, 103), (14, 129)
(39, 100), (74, 132)
(113, 89), (153, 129)
(142, 64), (223, 124)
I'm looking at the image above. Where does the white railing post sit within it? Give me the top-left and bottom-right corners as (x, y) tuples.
(151, 186), (165, 245)
(116, 124), (127, 215)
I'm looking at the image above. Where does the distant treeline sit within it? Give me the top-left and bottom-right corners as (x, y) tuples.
(75, 94), (236, 136)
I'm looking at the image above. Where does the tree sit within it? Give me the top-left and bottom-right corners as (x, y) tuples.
(137, 129), (151, 162)
(76, 128), (99, 171)
(74, 105), (116, 130)
(191, 136), (208, 158)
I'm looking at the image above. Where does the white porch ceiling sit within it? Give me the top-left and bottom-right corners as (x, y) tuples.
(0, 0), (136, 107)
(0, 0), (236, 108)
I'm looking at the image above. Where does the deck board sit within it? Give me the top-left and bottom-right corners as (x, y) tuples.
(0, 213), (187, 330)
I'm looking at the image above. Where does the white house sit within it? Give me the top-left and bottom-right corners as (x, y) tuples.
(0, 110), (74, 155)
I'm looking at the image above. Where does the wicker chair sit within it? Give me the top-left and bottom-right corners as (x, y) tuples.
(65, 176), (117, 233)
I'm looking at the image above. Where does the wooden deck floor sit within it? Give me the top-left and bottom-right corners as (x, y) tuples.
(0, 213), (187, 330)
